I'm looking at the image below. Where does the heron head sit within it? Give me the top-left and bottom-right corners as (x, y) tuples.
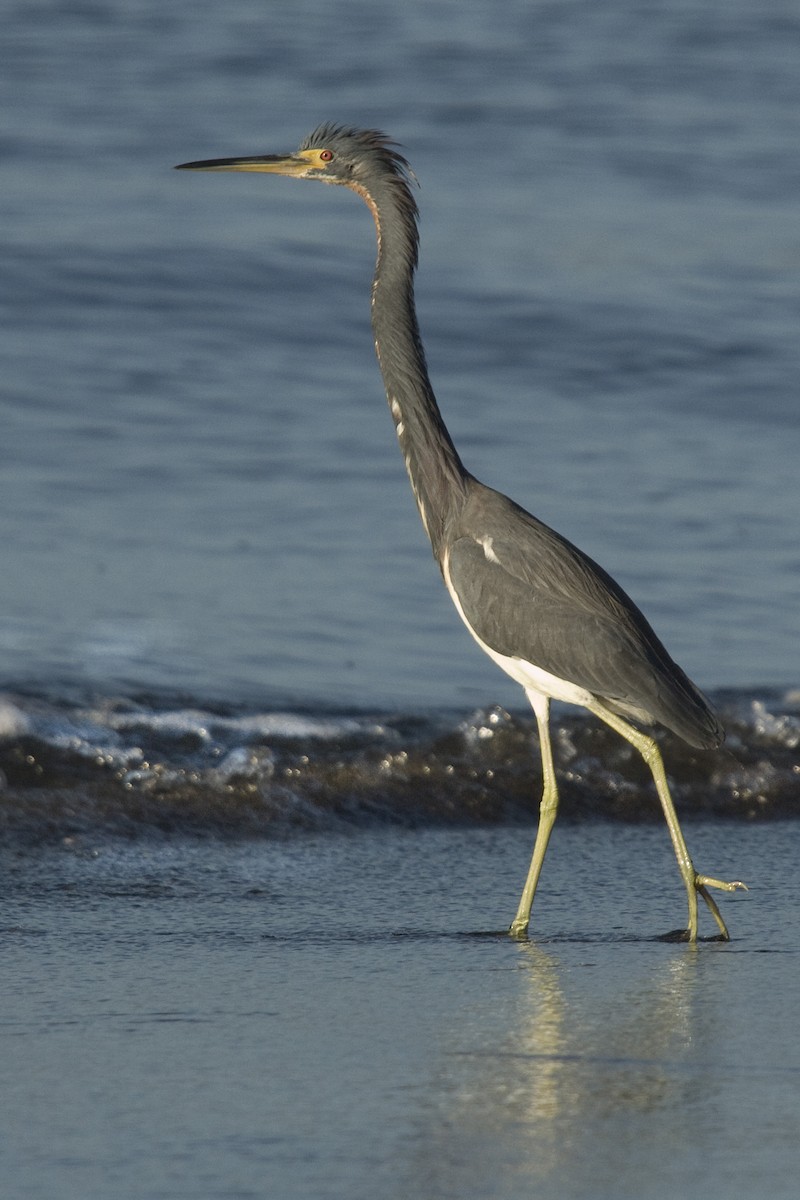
(175, 124), (415, 194)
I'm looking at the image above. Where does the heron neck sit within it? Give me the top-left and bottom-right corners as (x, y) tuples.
(366, 182), (469, 558)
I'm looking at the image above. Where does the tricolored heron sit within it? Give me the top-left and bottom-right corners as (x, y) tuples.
(176, 125), (745, 940)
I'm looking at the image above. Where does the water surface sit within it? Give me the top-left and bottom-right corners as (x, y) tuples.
(1, 2), (799, 1197)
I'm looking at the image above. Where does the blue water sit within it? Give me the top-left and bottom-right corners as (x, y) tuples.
(2, 0), (798, 710)
(1, 824), (797, 1200)
(2, 3), (800, 1198)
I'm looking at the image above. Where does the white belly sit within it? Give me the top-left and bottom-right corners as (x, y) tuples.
(441, 550), (594, 709)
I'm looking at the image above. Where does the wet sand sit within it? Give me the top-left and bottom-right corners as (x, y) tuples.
(2, 821), (798, 1199)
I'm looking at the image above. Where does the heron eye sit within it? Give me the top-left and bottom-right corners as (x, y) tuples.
(319, 149), (334, 162)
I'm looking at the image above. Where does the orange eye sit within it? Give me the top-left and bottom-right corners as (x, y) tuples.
(319, 149), (334, 162)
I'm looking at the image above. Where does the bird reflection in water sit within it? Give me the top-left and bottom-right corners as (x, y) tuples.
(404, 942), (721, 1195)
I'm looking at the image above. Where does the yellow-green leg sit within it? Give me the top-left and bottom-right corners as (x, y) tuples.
(587, 699), (747, 941)
(509, 693), (558, 938)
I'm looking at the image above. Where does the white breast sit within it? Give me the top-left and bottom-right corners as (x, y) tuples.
(441, 547), (595, 709)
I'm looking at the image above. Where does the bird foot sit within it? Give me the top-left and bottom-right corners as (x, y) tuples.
(659, 927), (730, 944)
(689, 874), (748, 942)
(508, 918), (530, 940)
(696, 874), (748, 894)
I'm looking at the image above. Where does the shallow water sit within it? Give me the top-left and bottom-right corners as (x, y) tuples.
(2, 823), (798, 1200)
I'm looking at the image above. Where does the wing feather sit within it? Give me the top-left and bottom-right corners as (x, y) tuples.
(444, 483), (722, 748)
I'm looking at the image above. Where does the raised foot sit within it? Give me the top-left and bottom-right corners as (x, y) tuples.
(692, 873), (748, 942)
(696, 875), (748, 894)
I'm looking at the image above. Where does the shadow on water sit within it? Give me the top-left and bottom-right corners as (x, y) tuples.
(256, 925), (735, 946)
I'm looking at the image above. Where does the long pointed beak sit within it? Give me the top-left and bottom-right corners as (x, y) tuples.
(174, 153), (310, 177)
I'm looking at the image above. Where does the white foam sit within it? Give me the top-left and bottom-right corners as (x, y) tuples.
(107, 708), (371, 742)
(0, 697), (30, 738)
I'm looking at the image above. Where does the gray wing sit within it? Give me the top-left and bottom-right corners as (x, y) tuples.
(445, 484), (722, 748)
(447, 529), (650, 697)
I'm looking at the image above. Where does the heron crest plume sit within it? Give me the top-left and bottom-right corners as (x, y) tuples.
(301, 124), (421, 266)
